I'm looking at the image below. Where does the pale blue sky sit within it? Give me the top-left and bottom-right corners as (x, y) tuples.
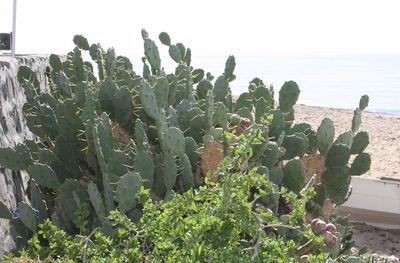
(1, 0), (400, 56)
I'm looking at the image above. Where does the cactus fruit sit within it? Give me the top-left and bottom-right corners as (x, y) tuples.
(350, 153), (371, 175)
(350, 131), (369, 154)
(200, 141), (224, 178)
(117, 172), (143, 213)
(322, 230), (337, 249)
(278, 81), (300, 113)
(311, 218), (327, 234)
(282, 159), (306, 194)
(317, 118), (335, 156)
(325, 223), (336, 233)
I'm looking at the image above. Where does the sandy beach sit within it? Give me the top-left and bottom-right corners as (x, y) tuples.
(294, 104), (400, 179)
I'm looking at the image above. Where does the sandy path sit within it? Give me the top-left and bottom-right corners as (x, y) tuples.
(294, 104), (400, 179)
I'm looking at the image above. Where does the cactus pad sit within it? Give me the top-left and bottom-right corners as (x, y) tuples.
(117, 172), (143, 213)
(134, 150), (155, 188)
(359, 95), (369, 111)
(27, 164), (61, 188)
(159, 32), (171, 46)
(334, 131), (354, 148)
(165, 127), (186, 156)
(278, 81), (300, 113)
(282, 159), (306, 194)
(350, 153), (371, 175)
(350, 131), (369, 154)
(0, 200), (12, 219)
(88, 182), (106, 221)
(325, 144), (351, 167)
(164, 152), (178, 190)
(139, 81), (159, 120)
(317, 118), (335, 156)
(18, 203), (38, 232)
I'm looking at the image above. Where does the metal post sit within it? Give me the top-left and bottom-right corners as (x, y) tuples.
(11, 0), (17, 56)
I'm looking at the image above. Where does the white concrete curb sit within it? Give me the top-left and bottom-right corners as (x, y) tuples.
(339, 176), (400, 229)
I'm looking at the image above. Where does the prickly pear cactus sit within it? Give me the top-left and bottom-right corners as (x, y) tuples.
(0, 30), (371, 249)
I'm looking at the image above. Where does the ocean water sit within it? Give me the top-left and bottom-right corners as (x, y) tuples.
(131, 52), (400, 115)
(192, 53), (400, 114)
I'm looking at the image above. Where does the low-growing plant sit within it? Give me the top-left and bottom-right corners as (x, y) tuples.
(5, 125), (365, 262)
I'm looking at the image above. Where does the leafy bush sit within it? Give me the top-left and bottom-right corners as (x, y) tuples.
(6, 126), (364, 262)
(0, 30), (371, 261)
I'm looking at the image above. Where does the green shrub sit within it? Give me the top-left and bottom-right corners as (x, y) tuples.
(5, 125), (361, 262)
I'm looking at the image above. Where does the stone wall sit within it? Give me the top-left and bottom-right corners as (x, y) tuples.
(0, 56), (49, 256)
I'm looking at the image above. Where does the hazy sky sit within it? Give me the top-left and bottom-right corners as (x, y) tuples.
(1, 0), (400, 56)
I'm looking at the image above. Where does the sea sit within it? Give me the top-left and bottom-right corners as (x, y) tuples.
(132, 52), (400, 115)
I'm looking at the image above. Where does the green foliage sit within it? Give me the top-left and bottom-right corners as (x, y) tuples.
(0, 30), (370, 260)
(10, 126), (363, 262)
